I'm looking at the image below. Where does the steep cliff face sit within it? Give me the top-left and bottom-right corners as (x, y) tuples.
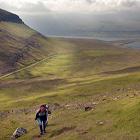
(0, 9), (23, 24)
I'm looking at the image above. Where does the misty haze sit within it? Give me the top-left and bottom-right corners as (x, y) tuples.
(21, 11), (140, 41)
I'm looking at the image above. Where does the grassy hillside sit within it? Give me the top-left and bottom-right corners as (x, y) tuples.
(0, 21), (57, 76)
(1, 10), (140, 140)
(1, 36), (140, 140)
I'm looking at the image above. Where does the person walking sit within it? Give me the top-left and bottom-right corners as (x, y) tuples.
(35, 104), (49, 135)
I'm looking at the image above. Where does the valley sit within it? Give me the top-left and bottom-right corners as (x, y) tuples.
(0, 9), (140, 140)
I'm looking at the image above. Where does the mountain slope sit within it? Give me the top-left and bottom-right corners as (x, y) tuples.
(0, 9), (55, 76)
(0, 8), (23, 23)
(1, 9), (140, 140)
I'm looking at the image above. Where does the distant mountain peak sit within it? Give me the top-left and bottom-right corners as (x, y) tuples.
(0, 9), (24, 24)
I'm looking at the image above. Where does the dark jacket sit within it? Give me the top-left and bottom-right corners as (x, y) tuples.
(35, 110), (48, 121)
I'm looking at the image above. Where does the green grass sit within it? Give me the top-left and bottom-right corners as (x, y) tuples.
(0, 22), (36, 38)
(0, 22), (57, 76)
(1, 22), (140, 139)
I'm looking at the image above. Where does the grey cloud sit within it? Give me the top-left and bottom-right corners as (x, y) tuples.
(121, 0), (139, 7)
(0, 1), (50, 14)
(1, 0), (140, 14)
(21, 2), (50, 13)
(0, 1), (17, 12)
(86, 0), (97, 4)
(85, 0), (140, 8)
(21, 9), (140, 38)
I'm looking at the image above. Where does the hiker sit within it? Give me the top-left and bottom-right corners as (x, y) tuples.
(35, 104), (50, 135)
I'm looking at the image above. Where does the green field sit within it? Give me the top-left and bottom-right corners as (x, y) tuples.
(1, 21), (140, 140)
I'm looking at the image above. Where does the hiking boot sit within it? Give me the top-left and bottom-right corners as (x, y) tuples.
(44, 130), (46, 133)
(40, 132), (43, 135)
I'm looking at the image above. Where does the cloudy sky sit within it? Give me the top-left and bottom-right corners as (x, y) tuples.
(0, 0), (140, 39)
(0, 0), (140, 14)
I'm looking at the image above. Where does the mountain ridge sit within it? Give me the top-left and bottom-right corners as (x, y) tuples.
(0, 8), (55, 76)
(0, 8), (23, 24)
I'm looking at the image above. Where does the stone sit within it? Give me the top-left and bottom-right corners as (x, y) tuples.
(129, 95), (135, 98)
(113, 96), (120, 101)
(117, 88), (121, 91)
(102, 96), (107, 101)
(92, 102), (97, 105)
(11, 128), (27, 140)
(113, 97), (118, 101)
(133, 93), (138, 96)
(96, 121), (104, 125)
(85, 106), (93, 111)
(65, 104), (71, 107)
(102, 98), (106, 101)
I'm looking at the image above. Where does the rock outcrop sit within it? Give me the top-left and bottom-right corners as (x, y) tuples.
(11, 128), (27, 140)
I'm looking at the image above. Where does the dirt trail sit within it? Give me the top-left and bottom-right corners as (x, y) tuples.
(0, 53), (57, 80)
